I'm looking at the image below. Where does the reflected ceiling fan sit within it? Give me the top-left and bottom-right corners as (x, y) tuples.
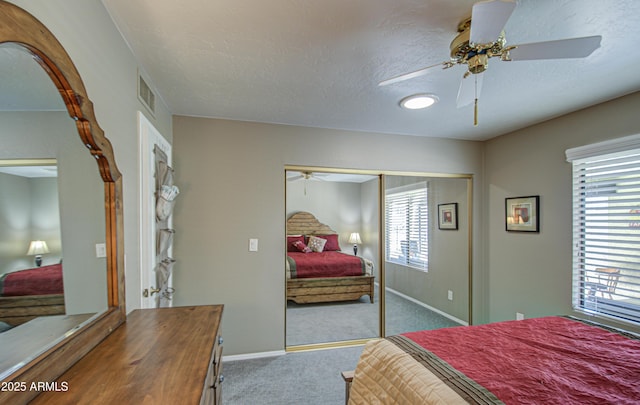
(286, 171), (328, 182)
(287, 171), (329, 195)
(379, 0), (602, 125)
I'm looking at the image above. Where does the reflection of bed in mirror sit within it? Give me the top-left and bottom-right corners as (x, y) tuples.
(286, 211), (374, 304)
(0, 263), (65, 327)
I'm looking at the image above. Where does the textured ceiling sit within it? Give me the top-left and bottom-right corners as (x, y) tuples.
(6, 1), (640, 141)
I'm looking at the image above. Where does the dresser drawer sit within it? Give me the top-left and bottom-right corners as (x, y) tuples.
(213, 361), (224, 405)
(203, 334), (224, 405)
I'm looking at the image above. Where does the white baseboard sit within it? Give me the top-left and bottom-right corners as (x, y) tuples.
(223, 350), (286, 362)
(385, 286), (468, 326)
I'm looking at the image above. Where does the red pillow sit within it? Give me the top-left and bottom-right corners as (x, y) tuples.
(292, 240), (312, 253)
(287, 235), (305, 252)
(315, 234), (341, 251)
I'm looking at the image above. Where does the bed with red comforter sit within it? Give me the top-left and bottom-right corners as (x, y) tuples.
(348, 316), (640, 404)
(0, 263), (64, 296)
(0, 263), (65, 327)
(286, 251), (367, 279)
(286, 212), (375, 304)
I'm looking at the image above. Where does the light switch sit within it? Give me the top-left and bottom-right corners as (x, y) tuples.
(95, 243), (107, 258)
(249, 238), (259, 252)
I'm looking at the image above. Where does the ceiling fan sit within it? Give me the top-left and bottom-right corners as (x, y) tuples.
(379, 0), (602, 125)
(287, 171), (329, 195)
(286, 171), (328, 182)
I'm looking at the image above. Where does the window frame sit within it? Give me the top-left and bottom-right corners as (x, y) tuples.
(567, 134), (640, 325)
(384, 182), (429, 272)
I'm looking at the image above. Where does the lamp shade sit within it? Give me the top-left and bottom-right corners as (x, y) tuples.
(27, 240), (49, 256)
(348, 232), (362, 244)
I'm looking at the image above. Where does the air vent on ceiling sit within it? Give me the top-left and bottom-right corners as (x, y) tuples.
(138, 74), (156, 115)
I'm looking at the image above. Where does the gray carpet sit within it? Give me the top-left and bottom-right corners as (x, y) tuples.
(222, 290), (460, 404)
(222, 346), (362, 405)
(286, 286), (459, 345)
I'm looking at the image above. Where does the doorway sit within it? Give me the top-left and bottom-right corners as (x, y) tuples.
(139, 111), (173, 309)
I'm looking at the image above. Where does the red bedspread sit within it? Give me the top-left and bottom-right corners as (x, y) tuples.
(0, 263), (64, 296)
(287, 251), (365, 278)
(403, 316), (640, 404)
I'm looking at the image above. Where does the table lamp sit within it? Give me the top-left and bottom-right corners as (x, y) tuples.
(27, 240), (49, 267)
(348, 232), (362, 256)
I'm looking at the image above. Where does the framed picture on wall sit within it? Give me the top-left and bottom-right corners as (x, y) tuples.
(505, 196), (539, 232)
(438, 203), (458, 230)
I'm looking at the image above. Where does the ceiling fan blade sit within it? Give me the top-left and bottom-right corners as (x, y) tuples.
(457, 72), (484, 108)
(287, 174), (304, 182)
(508, 35), (602, 60)
(378, 61), (451, 86)
(470, 0), (516, 45)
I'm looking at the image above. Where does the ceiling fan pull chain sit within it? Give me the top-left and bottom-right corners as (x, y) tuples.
(474, 99), (478, 126)
(474, 74), (479, 126)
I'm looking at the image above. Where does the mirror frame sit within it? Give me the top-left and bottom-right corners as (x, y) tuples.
(0, 2), (125, 402)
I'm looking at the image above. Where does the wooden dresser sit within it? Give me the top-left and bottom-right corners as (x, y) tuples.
(31, 305), (224, 405)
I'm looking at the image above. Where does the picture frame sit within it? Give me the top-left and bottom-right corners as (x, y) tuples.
(438, 203), (458, 230)
(505, 195), (539, 232)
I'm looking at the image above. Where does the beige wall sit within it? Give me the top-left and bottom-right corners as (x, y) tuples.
(8, 0), (174, 312)
(172, 117), (484, 355)
(484, 91), (640, 333)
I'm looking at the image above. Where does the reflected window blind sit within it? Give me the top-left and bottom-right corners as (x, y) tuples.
(385, 182), (428, 271)
(568, 139), (640, 324)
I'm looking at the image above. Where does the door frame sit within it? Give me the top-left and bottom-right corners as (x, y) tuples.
(139, 111), (172, 309)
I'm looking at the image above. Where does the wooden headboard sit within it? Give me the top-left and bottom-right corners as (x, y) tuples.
(286, 212), (336, 235)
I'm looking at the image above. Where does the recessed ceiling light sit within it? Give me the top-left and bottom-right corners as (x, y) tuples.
(399, 94), (439, 110)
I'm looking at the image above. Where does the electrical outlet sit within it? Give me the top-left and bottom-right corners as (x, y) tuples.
(516, 312), (525, 321)
(447, 290), (453, 301)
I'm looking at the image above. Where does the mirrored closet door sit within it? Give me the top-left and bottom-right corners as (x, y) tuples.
(285, 168), (381, 348)
(284, 168), (473, 350)
(382, 174), (471, 336)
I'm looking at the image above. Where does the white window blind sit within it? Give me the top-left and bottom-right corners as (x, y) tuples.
(567, 135), (640, 324)
(385, 182), (428, 271)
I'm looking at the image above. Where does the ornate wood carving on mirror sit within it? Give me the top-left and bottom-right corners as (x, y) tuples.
(0, 2), (126, 403)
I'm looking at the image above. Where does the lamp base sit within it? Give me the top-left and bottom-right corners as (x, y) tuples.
(353, 245), (358, 256)
(35, 255), (43, 267)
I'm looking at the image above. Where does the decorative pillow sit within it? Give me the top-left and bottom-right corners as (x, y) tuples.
(315, 234), (341, 251)
(307, 235), (327, 252)
(292, 240), (312, 253)
(287, 235), (305, 252)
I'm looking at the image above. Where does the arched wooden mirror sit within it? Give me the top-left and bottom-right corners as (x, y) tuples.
(0, 2), (125, 402)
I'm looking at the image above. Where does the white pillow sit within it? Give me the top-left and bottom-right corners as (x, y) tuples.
(307, 235), (327, 252)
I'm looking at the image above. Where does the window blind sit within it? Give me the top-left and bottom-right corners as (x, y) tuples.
(569, 142), (640, 324)
(385, 182), (428, 271)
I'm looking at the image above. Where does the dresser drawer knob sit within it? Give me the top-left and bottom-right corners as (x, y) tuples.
(218, 336), (224, 345)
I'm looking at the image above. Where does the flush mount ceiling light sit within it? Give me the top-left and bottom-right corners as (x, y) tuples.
(399, 94), (439, 110)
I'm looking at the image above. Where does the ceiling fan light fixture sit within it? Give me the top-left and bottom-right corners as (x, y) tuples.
(400, 93), (438, 110)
